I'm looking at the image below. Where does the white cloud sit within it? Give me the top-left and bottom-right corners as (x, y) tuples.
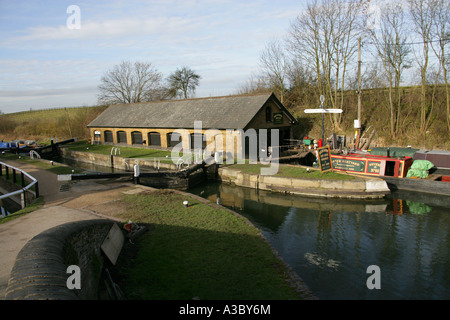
(4, 16), (198, 43)
(0, 0), (305, 113)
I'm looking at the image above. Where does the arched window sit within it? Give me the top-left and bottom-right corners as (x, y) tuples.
(148, 132), (161, 147)
(131, 131), (143, 145)
(117, 131), (127, 144)
(167, 132), (181, 148)
(190, 133), (206, 150)
(104, 130), (113, 143)
(265, 106), (272, 122)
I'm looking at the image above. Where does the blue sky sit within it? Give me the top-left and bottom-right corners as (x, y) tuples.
(0, 0), (306, 114)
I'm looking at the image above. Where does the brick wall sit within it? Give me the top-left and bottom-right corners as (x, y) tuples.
(6, 219), (116, 300)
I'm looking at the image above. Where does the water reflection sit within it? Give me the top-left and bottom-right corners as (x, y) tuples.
(0, 196), (21, 217)
(190, 181), (450, 300)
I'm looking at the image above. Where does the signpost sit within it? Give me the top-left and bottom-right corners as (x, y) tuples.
(317, 146), (333, 172)
(304, 109), (343, 114)
(304, 95), (343, 143)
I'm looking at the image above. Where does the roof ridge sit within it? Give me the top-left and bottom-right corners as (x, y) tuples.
(110, 92), (274, 107)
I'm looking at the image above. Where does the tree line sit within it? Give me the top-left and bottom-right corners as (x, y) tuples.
(238, 0), (449, 147)
(97, 63), (201, 105)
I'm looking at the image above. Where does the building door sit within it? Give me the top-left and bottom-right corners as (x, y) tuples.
(148, 132), (161, 147)
(104, 130), (113, 143)
(190, 133), (206, 151)
(167, 132), (181, 148)
(131, 131), (143, 145)
(117, 131), (127, 144)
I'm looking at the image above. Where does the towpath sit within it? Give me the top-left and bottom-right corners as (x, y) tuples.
(0, 159), (147, 299)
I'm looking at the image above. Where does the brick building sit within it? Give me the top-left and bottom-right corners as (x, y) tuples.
(87, 93), (297, 156)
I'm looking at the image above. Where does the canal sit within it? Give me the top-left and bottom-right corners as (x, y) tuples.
(9, 156), (450, 299)
(189, 181), (450, 300)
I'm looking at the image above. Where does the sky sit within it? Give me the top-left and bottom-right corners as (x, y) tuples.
(0, 0), (306, 114)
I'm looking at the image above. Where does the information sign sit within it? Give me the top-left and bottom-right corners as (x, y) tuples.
(331, 157), (365, 172)
(317, 146), (332, 172)
(273, 113), (283, 124)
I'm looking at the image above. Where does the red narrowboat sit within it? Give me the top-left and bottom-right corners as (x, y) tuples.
(330, 153), (413, 178)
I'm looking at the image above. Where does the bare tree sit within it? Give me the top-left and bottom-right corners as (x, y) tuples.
(235, 72), (271, 96)
(288, 0), (362, 131)
(367, 3), (411, 137)
(429, 0), (450, 132)
(98, 61), (164, 105)
(286, 59), (318, 108)
(259, 40), (291, 103)
(408, 0), (436, 133)
(168, 66), (201, 99)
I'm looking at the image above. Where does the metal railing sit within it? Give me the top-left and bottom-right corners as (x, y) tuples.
(0, 161), (39, 210)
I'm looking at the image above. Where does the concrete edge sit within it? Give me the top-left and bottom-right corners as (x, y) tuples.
(218, 166), (390, 199)
(5, 219), (115, 300)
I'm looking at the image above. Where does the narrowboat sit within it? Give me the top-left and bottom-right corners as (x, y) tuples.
(329, 151), (450, 196)
(330, 153), (413, 178)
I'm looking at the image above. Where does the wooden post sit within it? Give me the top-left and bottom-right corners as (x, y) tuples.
(35, 182), (40, 199)
(356, 37), (362, 149)
(21, 190), (26, 209)
(134, 165), (140, 184)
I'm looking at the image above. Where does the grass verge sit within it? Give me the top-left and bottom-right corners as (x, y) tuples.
(114, 189), (306, 300)
(0, 153), (82, 174)
(66, 140), (175, 162)
(0, 197), (44, 224)
(226, 163), (355, 180)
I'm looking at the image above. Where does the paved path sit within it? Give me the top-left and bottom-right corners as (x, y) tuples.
(0, 159), (146, 299)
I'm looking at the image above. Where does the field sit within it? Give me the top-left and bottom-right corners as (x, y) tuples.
(0, 106), (107, 143)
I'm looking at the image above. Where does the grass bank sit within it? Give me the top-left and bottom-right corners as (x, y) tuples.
(66, 141), (176, 163)
(0, 153), (82, 175)
(225, 163), (355, 180)
(114, 189), (310, 300)
(0, 197), (44, 225)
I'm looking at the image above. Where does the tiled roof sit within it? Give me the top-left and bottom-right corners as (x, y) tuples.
(88, 93), (296, 129)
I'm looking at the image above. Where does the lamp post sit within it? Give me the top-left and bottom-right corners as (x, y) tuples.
(320, 95), (325, 142)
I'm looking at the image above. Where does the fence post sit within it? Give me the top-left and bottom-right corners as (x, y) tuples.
(21, 190), (26, 209)
(134, 165), (140, 184)
(0, 163), (2, 177)
(13, 168), (17, 183)
(35, 182), (40, 199)
(21, 172), (25, 188)
(5, 166), (9, 180)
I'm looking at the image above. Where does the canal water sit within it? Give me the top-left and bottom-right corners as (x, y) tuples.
(189, 181), (450, 300)
(0, 193), (21, 217)
(11, 156), (450, 299)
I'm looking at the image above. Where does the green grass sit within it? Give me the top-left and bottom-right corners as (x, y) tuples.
(226, 163), (355, 180)
(1, 153), (82, 174)
(2, 106), (100, 122)
(67, 141), (176, 162)
(115, 189), (305, 300)
(0, 197), (44, 224)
